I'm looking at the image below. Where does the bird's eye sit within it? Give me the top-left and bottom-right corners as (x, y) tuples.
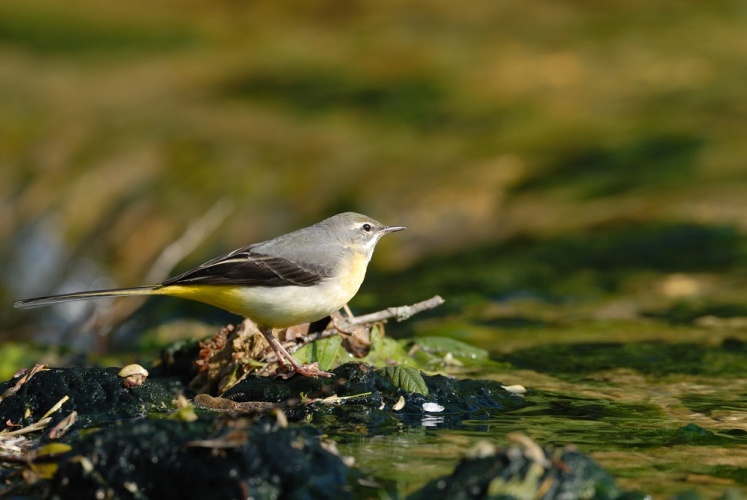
(362, 223), (372, 232)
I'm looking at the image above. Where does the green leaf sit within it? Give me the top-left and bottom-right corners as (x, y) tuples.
(414, 336), (489, 361)
(294, 335), (345, 371)
(313, 335), (344, 371)
(359, 325), (416, 367)
(381, 365), (429, 396)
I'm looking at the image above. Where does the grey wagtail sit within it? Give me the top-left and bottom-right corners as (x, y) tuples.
(13, 212), (405, 377)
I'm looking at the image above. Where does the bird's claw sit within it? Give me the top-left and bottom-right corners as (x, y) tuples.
(273, 361), (333, 379)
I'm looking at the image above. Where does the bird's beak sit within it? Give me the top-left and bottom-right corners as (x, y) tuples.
(383, 225), (406, 234)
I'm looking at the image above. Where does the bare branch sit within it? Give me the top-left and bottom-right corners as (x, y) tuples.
(338, 295), (445, 329)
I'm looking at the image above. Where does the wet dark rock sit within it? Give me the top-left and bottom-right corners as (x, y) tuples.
(0, 363), (644, 499)
(48, 416), (352, 499)
(222, 362), (528, 431)
(151, 338), (202, 383)
(0, 367), (180, 430)
(410, 443), (642, 500)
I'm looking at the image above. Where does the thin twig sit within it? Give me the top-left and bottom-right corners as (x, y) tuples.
(97, 198), (235, 334)
(0, 364), (49, 404)
(0, 418), (52, 438)
(337, 295), (445, 329)
(144, 198), (235, 285)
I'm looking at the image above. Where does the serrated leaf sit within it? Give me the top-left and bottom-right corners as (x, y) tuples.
(381, 365), (429, 396)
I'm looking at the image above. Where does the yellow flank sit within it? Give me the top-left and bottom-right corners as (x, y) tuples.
(153, 251), (370, 328)
(154, 284), (245, 312)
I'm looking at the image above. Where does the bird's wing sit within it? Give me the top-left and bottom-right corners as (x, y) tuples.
(159, 246), (328, 288)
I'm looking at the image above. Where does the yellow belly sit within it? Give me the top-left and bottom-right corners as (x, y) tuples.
(155, 251), (370, 328)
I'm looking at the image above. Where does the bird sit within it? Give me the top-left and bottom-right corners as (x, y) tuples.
(13, 212), (405, 377)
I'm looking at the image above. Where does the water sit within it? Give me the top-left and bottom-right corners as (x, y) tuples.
(337, 349), (747, 496)
(346, 229), (747, 497)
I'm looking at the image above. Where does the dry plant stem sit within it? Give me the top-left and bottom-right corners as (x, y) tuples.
(81, 198), (234, 352)
(144, 198), (235, 285)
(0, 418), (52, 438)
(193, 394), (285, 414)
(262, 295), (445, 364)
(112, 198), (236, 323)
(0, 364), (48, 404)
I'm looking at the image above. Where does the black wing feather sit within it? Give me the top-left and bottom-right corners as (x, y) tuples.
(159, 248), (327, 288)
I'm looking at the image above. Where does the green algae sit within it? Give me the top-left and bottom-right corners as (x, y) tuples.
(502, 339), (747, 378)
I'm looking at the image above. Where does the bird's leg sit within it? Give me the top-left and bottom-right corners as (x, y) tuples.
(332, 304), (357, 335)
(259, 327), (332, 379)
(342, 304), (355, 319)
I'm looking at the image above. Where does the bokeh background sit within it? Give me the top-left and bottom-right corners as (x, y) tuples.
(2, 0), (747, 359)
(3, 1), (747, 495)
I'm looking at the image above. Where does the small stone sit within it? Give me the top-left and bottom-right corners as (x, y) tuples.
(118, 364), (149, 388)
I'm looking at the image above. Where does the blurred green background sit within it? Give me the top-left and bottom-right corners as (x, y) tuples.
(2, 1), (747, 495)
(2, 0), (747, 352)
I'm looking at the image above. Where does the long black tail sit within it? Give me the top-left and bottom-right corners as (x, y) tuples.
(12, 286), (157, 309)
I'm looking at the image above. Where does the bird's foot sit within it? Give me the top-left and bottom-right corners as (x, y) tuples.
(261, 327), (333, 379)
(273, 361), (333, 379)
